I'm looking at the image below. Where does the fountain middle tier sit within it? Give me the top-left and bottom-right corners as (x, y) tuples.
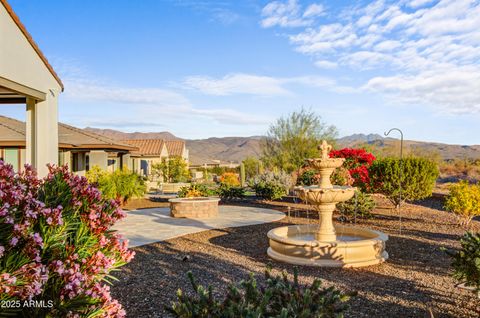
(295, 185), (356, 241)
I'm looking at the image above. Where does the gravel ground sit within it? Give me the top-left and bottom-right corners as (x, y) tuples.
(111, 196), (480, 318)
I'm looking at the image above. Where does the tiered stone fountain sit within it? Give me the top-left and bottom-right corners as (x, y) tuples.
(267, 140), (388, 268)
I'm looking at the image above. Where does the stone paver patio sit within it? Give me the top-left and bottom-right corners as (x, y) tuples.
(114, 205), (285, 247)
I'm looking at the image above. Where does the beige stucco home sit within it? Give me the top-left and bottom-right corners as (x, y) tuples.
(0, 0), (62, 176)
(0, 115), (137, 175)
(121, 139), (189, 178)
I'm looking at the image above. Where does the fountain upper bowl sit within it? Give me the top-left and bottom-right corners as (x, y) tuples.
(295, 185), (356, 204)
(306, 157), (345, 169)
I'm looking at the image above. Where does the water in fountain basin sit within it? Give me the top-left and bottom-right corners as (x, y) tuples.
(289, 233), (365, 242)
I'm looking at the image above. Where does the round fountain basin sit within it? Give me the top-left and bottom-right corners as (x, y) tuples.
(295, 186), (356, 204)
(267, 224), (388, 268)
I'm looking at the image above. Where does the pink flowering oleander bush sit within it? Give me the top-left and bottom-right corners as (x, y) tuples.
(0, 162), (134, 317)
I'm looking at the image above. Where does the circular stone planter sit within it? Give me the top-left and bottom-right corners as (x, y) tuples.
(169, 197), (220, 218)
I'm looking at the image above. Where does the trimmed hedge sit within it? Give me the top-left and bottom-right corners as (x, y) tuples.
(369, 157), (438, 206)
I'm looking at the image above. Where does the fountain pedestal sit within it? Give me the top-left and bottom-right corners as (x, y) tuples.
(314, 203), (336, 241)
(267, 140), (388, 268)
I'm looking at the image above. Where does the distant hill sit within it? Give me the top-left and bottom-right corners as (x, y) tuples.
(337, 133), (386, 147)
(84, 127), (480, 163)
(337, 134), (480, 161)
(84, 127), (179, 141)
(84, 127), (262, 165)
(185, 137), (262, 165)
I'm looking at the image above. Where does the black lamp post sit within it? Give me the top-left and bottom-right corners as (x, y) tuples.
(384, 128), (404, 234)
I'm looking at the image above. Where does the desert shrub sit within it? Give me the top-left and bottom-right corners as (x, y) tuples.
(87, 166), (146, 204)
(445, 181), (480, 226)
(219, 172), (240, 186)
(0, 163), (134, 317)
(296, 168), (320, 186)
(337, 191), (376, 220)
(330, 166), (354, 187)
(178, 184), (217, 198)
(444, 232), (480, 296)
(242, 157), (262, 181)
(369, 157), (439, 206)
(329, 148), (376, 191)
(217, 183), (245, 201)
(168, 267), (353, 318)
(152, 156), (190, 183)
(249, 171), (293, 200)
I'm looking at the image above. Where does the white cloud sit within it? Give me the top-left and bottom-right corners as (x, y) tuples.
(183, 74), (290, 96)
(407, 0), (436, 8)
(303, 3), (324, 18)
(269, 0), (480, 114)
(182, 73), (340, 96)
(364, 68), (480, 113)
(58, 69), (268, 126)
(373, 40), (401, 51)
(314, 60), (337, 69)
(260, 0), (324, 28)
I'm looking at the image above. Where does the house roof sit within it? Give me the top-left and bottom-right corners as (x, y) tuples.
(165, 140), (185, 157)
(0, 0), (64, 91)
(58, 123), (137, 151)
(121, 139), (166, 156)
(0, 116), (136, 151)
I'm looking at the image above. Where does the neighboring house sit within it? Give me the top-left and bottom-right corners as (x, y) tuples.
(189, 159), (240, 170)
(165, 140), (189, 163)
(122, 139), (189, 178)
(1, 0), (63, 176)
(0, 116), (137, 175)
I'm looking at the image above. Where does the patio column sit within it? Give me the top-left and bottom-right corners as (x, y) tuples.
(26, 91), (59, 176)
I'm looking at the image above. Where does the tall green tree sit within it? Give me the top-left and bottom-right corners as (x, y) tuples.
(153, 156), (190, 183)
(242, 156), (261, 181)
(262, 108), (338, 173)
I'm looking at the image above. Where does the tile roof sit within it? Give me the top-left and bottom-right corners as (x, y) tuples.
(0, 0), (64, 90)
(58, 123), (136, 150)
(121, 139), (166, 156)
(0, 116), (136, 151)
(165, 140), (185, 157)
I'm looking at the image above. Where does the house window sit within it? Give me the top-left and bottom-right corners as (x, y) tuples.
(71, 153), (79, 172)
(85, 154), (90, 171)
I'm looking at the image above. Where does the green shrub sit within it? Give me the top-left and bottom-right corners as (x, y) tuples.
(178, 183), (217, 198)
(297, 168), (319, 186)
(249, 171), (293, 200)
(330, 167), (354, 187)
(337, 191), (376, 220)
(218, 183), (245, 201)
(444, 232), (480, 296)
(168, 267), (353, 318)
(152, 156), (190, 183)
(445, 181), (480, 226)
(0, 164), (133, 317)
(369, 157), (438, 206)
(87, 166), (146, 204)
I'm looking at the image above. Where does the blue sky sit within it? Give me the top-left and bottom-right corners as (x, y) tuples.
(3, 0), (480, 144)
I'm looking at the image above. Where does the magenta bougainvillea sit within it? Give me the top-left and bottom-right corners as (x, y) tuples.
(329, 148), (376, 190)
(0, 163), (134, 317)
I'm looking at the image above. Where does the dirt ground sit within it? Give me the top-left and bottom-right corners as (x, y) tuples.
(112, 195), (480, 318)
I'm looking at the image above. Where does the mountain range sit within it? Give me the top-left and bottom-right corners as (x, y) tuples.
(84, 128), (480, 164)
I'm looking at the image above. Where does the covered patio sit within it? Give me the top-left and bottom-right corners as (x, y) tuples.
(0, 0), (63, 176)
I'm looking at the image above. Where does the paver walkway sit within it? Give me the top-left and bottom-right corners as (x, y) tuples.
(114, 205), (285, 247)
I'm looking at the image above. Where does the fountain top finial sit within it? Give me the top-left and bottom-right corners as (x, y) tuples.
(318, 140), (332, 160)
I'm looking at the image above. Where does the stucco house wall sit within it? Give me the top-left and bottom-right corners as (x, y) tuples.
(0, 1), (63, 176)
